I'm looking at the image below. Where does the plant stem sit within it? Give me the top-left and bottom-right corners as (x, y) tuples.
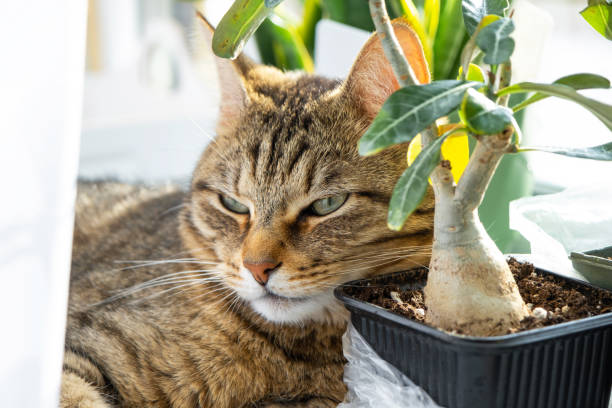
(496, 61), (512, 106)
(368, 0), (419, 87)
(454, 134), (509, 212)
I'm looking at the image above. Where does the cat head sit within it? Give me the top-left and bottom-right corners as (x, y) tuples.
(180, 14), (433, 325)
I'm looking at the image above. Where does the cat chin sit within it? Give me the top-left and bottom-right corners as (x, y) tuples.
(249, 292), (348, 326)
(233, 266), (348, 325)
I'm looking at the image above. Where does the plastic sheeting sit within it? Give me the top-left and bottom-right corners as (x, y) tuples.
(339, 323), (442, 408)
(510, 184), (612, 263)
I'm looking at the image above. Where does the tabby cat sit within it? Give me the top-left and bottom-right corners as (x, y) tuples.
(60, 14), (434, 408)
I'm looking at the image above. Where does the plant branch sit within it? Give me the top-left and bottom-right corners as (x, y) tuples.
(496, 61), (512, 106)
(368, 0), (419, 87)
(454, 129), (513, 212)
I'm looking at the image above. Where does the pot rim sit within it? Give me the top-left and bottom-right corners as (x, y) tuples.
(335, 261), (612, 349)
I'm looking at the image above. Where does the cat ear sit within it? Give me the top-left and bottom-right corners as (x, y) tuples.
(195, 12), (254, 134)
(343, 18), (430, 119)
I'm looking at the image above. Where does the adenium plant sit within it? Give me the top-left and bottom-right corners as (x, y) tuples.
(212, 0), (612, 336)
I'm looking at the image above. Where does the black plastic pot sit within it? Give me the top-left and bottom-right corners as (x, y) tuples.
(335, 266), (612, 408)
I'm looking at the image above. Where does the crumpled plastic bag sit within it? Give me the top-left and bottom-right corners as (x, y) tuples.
(509, 184), (612, 262)
(338, 323), (441, 408)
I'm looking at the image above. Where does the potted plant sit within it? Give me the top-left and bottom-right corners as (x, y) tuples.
(210, 0), (612, 406)
(334, 1), (612, 407)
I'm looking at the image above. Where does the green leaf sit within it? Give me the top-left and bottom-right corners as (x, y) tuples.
(359, 81), (482, 155)
(554, 72), (611, 89)
(321, 0), (374, 32)
(476, 17), (515, 64)
(213, 0), (273, 59)
(499, 81), (612, 131)
(459, 14), (499, 80)
(580, 4), (612, 40)
(520, 141), (612, 161)
(388, 129), (459, 229)
(461, 0), (510, 35)
(460, 88), (513, 134)
(511, 73), (611, 112)
(265, 0), (284, 7)
(254, 17), (314, 71)
(434, 0), (468, 79)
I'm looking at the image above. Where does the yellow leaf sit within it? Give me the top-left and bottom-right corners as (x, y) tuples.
(441, 131), (469, 183)
(407, 125), (470, 184)
(457, 63), (486, 83)
(424, 0), (440, 40)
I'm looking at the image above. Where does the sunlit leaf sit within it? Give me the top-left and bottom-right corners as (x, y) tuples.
(407, 135), (425, 168)
(425, 0), (441, 39)
(519, 141), (612, 160)
(297, 0), (323, 55)
(213, 0), (273, 59)
(580, 3), (612, 40)
(407, 124), (470, 183)
(460, 88), (513, 134)
(461, 0), (510, 35)
(457, 63), (486, 83)
(440, 125), (470, 181)
(511, 73), (611, 112)
(499, 81), (612, 131)
(476, 17), (515, 64)
(389, 128), (464, 229)
(359, 81), (482, 155)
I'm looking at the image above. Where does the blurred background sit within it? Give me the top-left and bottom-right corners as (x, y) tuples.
(80, 0), (612, 252)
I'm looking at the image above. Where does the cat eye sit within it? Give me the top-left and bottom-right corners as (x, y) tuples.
(310, 194), (349, 216)
(219, 195), (250, 214)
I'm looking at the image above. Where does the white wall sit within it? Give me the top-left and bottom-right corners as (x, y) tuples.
(0, 2), (88, 407)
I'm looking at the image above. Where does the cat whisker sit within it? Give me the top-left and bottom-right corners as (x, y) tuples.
(187, 287), (237, 309)
(339, 246), (432, 262)
(329, 254), (430, 276)
(336, 254), (429, 267)
(166, 281), (229, 301)
(222, 293), (244, 316)
(123, 274), (222, 294)
(335, 252), (430, 270)
(159, 203), (189, 217)
(343, 248), (431, 260)
(168, 247), (214, 257)
(114, 257), (197, 264)
(188, 118), (233, 165)
(127, 279), (227, 305)
(131, 269), (221, 286)
(112, 259), (218, 272)
(97, 274), (224, 305)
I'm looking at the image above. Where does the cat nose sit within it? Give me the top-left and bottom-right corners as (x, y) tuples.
(243, 260), (281, 286)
